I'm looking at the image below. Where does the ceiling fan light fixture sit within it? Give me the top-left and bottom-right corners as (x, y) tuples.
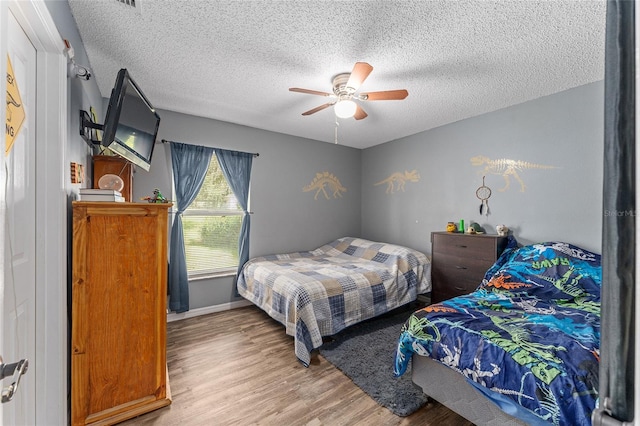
(290, 62), (407, 121)
(334, 99), (357, 118)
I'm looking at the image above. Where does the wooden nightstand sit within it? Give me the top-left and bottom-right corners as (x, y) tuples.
(93, 155), (133, 201)
(431, 232), (508, 303)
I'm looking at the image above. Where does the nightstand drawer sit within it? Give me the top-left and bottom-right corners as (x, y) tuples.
(432, 233), (499, 262)
(432, 268), (480, 296)
(432, 252), (496, 279)
(430, 232), (508, 303)
(435, 286), (478, 303)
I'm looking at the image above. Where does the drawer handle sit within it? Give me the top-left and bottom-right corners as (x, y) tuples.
(454, 286), (466, 291)
(454, 266), (468, 270)
(456, 244), (468, 248)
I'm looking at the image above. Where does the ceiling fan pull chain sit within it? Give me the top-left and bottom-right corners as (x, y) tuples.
(334, 119), (339, 144)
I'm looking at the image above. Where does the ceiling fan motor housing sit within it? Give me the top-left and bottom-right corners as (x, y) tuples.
(332, 73), (355, 98)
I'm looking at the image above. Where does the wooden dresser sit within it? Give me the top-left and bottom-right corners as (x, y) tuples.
(71, 202), (172, 425)
(431, 232), (508, 303)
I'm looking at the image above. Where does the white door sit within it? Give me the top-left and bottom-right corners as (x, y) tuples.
(2, 9), (37, 425)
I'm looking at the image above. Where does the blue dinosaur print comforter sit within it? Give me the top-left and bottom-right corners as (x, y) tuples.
(394, 241), (601, 426)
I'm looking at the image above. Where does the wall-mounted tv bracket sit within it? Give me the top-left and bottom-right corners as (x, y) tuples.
(79, 109), (104, 146)
(0, 356), (28, 403)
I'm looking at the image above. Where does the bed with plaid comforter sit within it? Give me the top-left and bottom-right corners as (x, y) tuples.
(237, 237), (431, 366)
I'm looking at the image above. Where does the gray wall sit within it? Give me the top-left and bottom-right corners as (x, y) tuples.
(45, 0), (102, 188)
(46, 0), (604, 310)
(48, 0), (364, 310)
(135, 110), (362, 308)
(361, 81), (604, 255)
(45, 0), (107, 307)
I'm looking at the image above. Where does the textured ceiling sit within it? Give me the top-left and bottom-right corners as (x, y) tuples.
(67, 0), (606, 149)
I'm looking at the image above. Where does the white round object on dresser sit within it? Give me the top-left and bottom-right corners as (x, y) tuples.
(98, 173), (125, 192)
(496, 224), (509, 236)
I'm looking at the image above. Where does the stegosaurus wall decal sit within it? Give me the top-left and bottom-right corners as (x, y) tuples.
(303, 171), (347, 200)
(374, 170), (420, 194)
(470, 155), (559, 192)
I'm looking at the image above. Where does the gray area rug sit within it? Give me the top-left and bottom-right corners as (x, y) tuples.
(319, 305), (428, 417)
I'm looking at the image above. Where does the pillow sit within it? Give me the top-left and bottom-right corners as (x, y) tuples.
(480, 242), (602, 301)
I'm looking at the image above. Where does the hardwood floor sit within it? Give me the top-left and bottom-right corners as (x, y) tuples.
(119, 305), (474, 426)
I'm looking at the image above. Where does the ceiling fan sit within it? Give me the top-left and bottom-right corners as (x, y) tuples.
(289, 62), (408, 120)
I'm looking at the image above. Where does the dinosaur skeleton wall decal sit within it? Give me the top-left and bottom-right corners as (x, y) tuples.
(303, 171), (347, 200)
(374, 170), (420, 194)
(470, 156), (559, 192)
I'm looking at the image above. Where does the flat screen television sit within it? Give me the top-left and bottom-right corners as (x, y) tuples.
(100, 69), (160, 172)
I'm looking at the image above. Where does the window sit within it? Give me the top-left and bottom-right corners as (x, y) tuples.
(181, 154), (243, 277)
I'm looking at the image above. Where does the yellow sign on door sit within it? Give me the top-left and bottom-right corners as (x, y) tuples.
(6, 55), (26, 154)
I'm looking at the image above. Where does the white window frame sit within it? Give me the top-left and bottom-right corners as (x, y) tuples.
(181, 208), (244, 279)
(173, 154), (244, 280)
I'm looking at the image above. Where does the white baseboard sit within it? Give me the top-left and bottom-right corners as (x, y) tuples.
(167, 299), (253, 322)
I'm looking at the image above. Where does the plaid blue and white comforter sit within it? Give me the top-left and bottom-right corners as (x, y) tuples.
(237, 237), (431, 366)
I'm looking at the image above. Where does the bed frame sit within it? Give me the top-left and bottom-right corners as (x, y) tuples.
(412, 355), (527, 426)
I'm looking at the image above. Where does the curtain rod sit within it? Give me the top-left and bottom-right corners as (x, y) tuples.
(160, 139), (259, 157)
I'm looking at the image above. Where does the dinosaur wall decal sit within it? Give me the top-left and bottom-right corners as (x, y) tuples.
(470, 156), (559, 192)
(303, 171), (347, 200)
(374, 170), (420, 194)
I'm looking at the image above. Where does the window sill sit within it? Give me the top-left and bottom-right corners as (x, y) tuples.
(188, 270), (236, 282)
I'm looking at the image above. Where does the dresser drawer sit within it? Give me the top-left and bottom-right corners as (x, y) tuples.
(432, 252), (496, 278)
(432, 233), (499, 262)
(432, 266), (480, 296)
(430, 232), (508, 303)
(431, 253), (495, 302)
(434, 285), (477, 304)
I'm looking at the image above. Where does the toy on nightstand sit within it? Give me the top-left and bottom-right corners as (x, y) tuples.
(141, 188), (169, 203)
(496, 224), (509, 236)
(446, 222), (458, 233)
(466, 222), (484, 234)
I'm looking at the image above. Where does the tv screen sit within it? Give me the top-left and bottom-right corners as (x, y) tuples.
(101, 69), (160, 172)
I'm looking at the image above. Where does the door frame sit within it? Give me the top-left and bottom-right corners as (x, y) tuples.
(636, 1), (640, 420)
(0, 1), (67, 424)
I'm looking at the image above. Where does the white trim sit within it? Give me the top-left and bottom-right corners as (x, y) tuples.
(34, 52), (67, 426)
(182, 209), (244, 216)
(635, 0), (640, 422)
(6, 1), (67, 425)
(167, 299), (252, 322)
(0, 2), (7, 424)
(188, 269), (236, 281)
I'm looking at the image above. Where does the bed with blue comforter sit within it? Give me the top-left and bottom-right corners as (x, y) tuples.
(237, 237), (431, 366)
(394, 241), (601, 425)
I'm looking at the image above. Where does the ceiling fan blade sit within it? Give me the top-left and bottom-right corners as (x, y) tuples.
(302, 102), (335, 116)
(353, 104), (368, 120)
(289, 87), (332, 97)
(346, 62), (373, 91)
(361, 89), (409, 101)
